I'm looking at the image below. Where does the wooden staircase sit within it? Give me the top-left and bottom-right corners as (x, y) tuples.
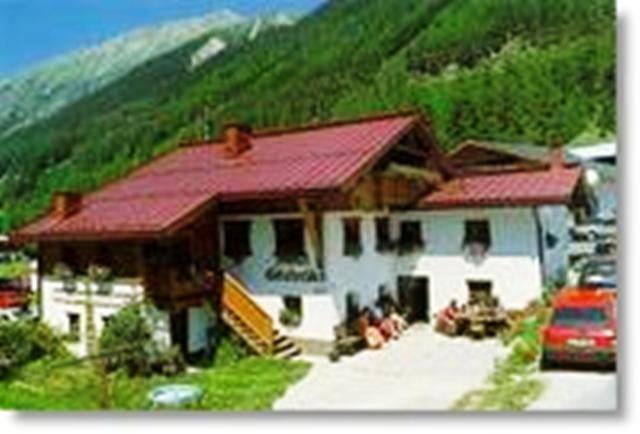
(273, 329), (302, 360)
(222, 273), (301, 359)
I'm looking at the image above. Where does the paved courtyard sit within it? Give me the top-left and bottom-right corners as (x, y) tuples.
(528, 370), (617, 411)
(275, 324), (505, 411)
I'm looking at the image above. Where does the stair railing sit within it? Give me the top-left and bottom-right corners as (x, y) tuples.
(222, 272), (274, 354)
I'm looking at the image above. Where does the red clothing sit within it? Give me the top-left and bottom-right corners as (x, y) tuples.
(379, 318), (396, 340)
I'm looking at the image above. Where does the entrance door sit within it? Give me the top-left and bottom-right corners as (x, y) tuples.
(170, 310), (189, 355)
(397, 276), (430, 323)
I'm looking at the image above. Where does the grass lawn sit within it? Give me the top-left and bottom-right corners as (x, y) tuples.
(0, 356), (310, 411)
(452, 353), (544, 411)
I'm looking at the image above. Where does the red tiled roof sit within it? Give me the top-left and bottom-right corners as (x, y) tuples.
(419, 167), (583, 209)
(16, 113), (419, 241)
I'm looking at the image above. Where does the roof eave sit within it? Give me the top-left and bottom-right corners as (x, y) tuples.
(418, 196), (573, 210)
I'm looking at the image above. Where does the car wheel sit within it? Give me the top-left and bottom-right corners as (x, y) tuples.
(540, 352), (554, 371)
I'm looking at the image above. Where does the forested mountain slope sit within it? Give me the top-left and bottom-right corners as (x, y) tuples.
(0, 0), (615, 231)
(0, 10), (248, 138)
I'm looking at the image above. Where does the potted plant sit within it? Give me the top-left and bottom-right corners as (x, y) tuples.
(88, 264), (113, 295)
(53, 263), (76, 293)
(279, 307), (302, 329)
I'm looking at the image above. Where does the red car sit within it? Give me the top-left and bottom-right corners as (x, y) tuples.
(0, 278), (30, 310)
(541, 289), (616, 370)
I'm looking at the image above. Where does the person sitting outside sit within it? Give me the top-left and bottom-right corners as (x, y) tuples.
(358, 307), (384, 349)
(435, 299), (460, 336)
(378, 313), (399, 341)
(389, 304), (408, 334)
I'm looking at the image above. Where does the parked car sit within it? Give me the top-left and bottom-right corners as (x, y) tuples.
(579, 257), (616, 293)
(570, 216), (616, 241)
(0, 277), (30, 309)
(541, 290), (616, 370)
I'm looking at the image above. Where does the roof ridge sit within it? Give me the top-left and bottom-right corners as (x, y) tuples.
(456, 165), (581, 178)
(251, 109), (420, 139)
(88, 190), (213, 204)
(180, 109), (421, 147)
(132, 148), (374, 179)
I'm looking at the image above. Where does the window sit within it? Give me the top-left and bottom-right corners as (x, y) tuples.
(67, 313), (80, 342)
(273, 219), (306, 260)
(463, 220), (491, 255)
(223, 220), (252, 261)
(551, 307), (607, 326)
(467, 280), (493, 306)
(398, 221), (424, 254)
(342, 218), (362, 257)
(375, 217), (393, 252)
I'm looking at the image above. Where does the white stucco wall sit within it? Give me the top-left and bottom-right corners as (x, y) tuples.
(221, 207), (550, 343)
(323, 211), (397, 318)
(222, 214), (330, 296)
(41, 278), (143, 357)
(393, 208), (543, 312)
(221, 213), (340, 341)
(252, 294), (340, 342)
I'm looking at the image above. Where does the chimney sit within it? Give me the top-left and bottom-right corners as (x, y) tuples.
(51, 192), (82, 219)
(549, 146), (565, 170)
(223, 122), (252, 157)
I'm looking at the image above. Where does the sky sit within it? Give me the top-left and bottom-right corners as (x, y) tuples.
(0, 0), (324, 78)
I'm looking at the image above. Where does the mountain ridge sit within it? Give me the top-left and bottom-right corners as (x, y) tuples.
(0, 8), (299, 138)
(0, 0), (615, 232)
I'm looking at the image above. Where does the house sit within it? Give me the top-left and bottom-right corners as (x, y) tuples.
(11, 112), (586, 357)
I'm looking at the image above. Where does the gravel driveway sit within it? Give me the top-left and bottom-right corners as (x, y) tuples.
(275, 324), (505, 411)
(528, 370), (618, 411)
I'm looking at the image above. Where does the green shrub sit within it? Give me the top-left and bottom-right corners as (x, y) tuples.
(99, 303), (184, 377)
(213, 333), (250, 368)
(150, 345), (186, 377)
(99, 303), (153, 375)
(0, 320), (67, 378)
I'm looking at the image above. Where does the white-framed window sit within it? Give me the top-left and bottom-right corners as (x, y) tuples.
(463, 219), (491, 257)
(342, 217), (363, 257)
(67, 313), (81, 342)
(398, 220), (424, 255)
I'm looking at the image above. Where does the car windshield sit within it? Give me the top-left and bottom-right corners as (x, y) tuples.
(552, 307), (608, 326)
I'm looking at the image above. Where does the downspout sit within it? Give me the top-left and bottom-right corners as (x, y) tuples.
(532, 206), (547, 287)
(36, 247), (43, 321)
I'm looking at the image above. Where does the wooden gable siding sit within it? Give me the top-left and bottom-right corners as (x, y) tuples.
(449, 142), (548, 174)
